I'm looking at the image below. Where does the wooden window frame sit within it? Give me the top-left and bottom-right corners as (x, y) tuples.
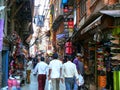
(79, 0), (86, 19)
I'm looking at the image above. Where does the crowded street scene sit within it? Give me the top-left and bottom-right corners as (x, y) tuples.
(1, 0), (120, 90)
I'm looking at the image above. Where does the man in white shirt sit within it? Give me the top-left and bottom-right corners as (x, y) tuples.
(34, 55), (48, 90)
(48, 53), (62, 90)
(26, 57), (33, 84)
(62, 55), (79, 90)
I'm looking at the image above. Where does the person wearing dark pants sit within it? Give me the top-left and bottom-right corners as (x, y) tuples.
(73, 53), (84, 90)
(38, 74), (46, 90)
(34, 55), (48, 90)
(106, 71), (113, 90)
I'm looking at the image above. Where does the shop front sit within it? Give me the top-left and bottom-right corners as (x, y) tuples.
(72, 12), (120, 89)
(7, 31), (28, 87)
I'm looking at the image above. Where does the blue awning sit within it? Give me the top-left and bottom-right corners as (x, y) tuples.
(56, 34), (65, 39)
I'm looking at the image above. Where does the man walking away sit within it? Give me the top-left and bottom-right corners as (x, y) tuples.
(33, 55), (48, 90)
(48, 53), (63, 90)
(62, 55), (79, 90)
(73, 53), (84, 90)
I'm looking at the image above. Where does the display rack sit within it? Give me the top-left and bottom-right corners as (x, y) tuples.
(96, 43), (106, 88)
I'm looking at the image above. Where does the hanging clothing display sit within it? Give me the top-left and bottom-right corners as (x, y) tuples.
(0, 19), (4, 51)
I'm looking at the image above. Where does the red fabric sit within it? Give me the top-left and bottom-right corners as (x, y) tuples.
(65, 47), (72, 54)
(38, 74), (46, 90)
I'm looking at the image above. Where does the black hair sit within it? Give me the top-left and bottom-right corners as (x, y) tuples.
(52, 53), (58, 59)
(67, 55), (72, 61)
(41, 57), (44, 61)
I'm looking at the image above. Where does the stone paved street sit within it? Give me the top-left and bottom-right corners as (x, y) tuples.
(21, 74), (38, 90)
(21, 73), (66, 90)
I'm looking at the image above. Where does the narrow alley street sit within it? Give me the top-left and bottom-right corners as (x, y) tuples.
(21, 74), (38, 90)
(1, 0), (120, 90)
(21, 72), (66, 90)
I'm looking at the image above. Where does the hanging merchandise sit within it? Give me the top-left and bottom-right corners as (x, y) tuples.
(97, 48), (104, 71)
(0, 6), (5, 11)
(98, 76), (106, 88)
(63, 3), (74, 38)
(65, 42), (72, 47)
(62, 0), (68, 4)
(113, 71), (120, 90)
(108, 34), (120, 90)
(0, 19), (4, 51)
(64, 18), (68, 25)
(109, 35), (120, 65)
(68, 5), (73, 12)
(96, 43), (106, 88)
(68, 18), (74, 26)
(112, 27), (120, 36)
(93, 29), (103, 42)
(65, 42), (72, 55)
(63, 4), (68, 13)
(68, 18), (74, 30)
(65, 47), (72, 54)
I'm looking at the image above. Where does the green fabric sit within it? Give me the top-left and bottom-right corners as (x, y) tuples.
(118, 72), (120, 90)
(112, 27), (120, 35)
(113, 71), (120, 90)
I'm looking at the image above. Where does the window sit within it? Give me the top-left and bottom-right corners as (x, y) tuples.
(80, 0), (86, 19)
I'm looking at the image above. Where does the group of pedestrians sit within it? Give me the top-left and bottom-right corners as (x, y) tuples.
(27, 51), (84, 90)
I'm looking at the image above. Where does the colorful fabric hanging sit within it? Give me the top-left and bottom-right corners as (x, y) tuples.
(0, 19), (4, 51)
(62, 0), (68, 4)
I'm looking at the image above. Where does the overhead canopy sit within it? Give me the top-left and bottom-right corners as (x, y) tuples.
(100, 10), (120, 18)
(56, 33), (65, 39)
(81, 15), (102, 35)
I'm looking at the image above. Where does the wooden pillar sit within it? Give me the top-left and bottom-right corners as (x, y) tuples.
(10, 1), (16, 32)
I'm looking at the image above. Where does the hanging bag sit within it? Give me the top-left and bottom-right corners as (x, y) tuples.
(77, 74), (84, 86)
(48, 80), (52, 90)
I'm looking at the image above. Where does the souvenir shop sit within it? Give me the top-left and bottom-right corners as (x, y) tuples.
(72, 14), (120, 90)
(8, 31), (28, 86)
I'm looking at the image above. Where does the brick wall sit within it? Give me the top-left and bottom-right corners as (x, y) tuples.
(104, 0), (118, 5)
(86, 0), (91, 18)
(76, 0), (80, 26)
(109, 0), (118, 4)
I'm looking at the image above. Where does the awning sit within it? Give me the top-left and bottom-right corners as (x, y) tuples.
(81, 15), (102, 35)
(100, 10), (120, 18)
(56, 33), (65, 39)
(57, 34), (65, 39)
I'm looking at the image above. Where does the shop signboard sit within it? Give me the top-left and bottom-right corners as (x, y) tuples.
(63, 4), (74, 38)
